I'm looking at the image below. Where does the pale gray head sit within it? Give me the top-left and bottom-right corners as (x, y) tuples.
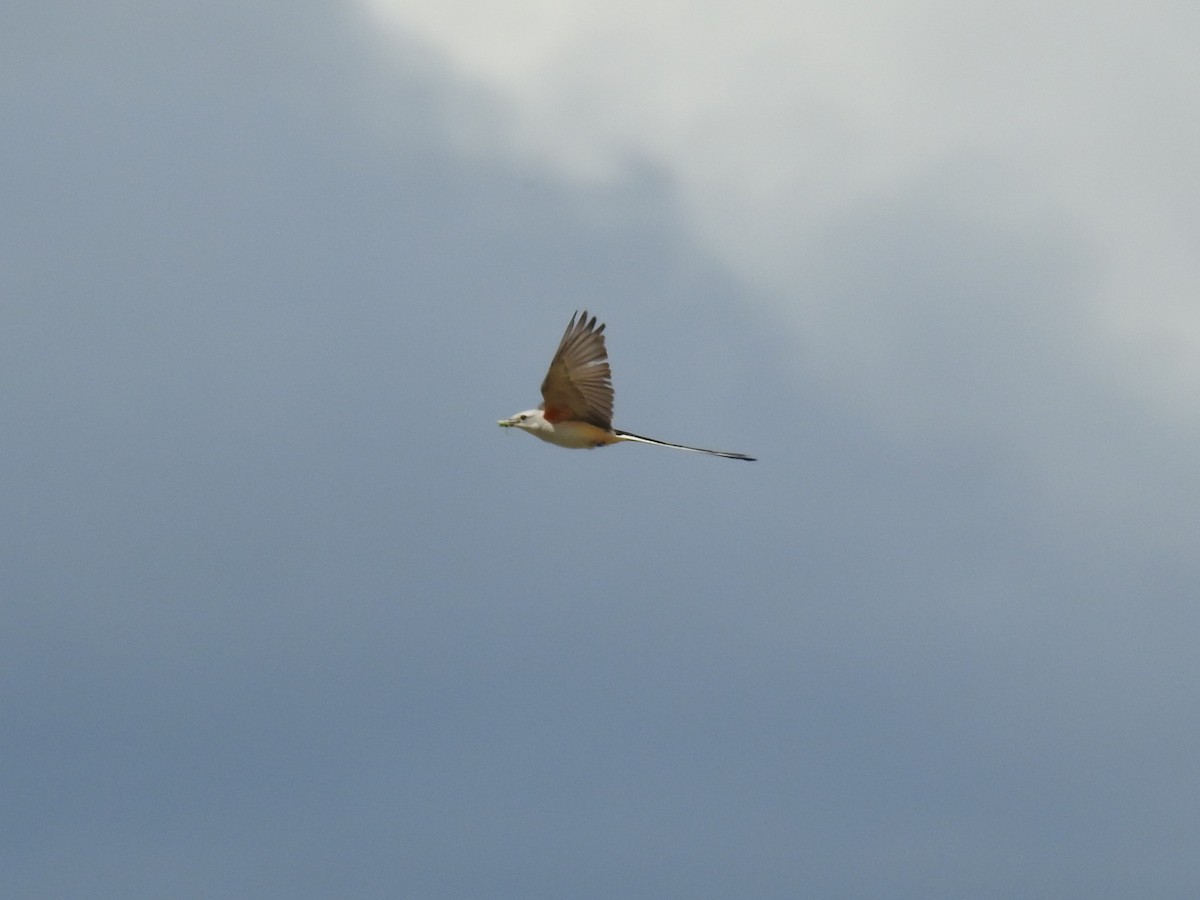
(497, 410), (542, 432)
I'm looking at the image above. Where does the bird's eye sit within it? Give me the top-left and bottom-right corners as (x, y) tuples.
(518, 414), (527, 421)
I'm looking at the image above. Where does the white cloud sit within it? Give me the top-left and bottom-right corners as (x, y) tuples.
(361, 0), (1200, 412)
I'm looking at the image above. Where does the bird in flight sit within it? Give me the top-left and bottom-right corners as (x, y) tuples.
(498, 311), (755, 461)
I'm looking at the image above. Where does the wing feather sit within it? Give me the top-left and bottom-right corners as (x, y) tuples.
(539, 311), (614, 429)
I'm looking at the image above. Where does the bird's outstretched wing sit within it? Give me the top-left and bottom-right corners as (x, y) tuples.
(540, 311), (614, 429)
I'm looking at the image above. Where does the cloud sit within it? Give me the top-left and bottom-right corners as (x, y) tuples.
(363, 0), (1200, 412)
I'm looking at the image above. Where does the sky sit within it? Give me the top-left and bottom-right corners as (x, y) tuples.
(4, 1), (1199, 897)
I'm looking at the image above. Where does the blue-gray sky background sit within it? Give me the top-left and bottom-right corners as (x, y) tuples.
(5, 2), (1199, 897)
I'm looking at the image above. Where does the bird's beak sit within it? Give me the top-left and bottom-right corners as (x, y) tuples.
(497, 418), (515, 427)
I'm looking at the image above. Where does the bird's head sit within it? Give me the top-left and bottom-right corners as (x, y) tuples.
(497, 409), (542, 431)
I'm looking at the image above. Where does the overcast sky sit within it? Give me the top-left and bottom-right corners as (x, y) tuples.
(5, 2), (1199, 897)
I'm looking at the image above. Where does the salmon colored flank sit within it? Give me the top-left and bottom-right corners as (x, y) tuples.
(541, 405), (570, 424)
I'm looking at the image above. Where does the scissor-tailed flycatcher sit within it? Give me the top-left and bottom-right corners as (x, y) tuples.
(498, 311), (755, 461)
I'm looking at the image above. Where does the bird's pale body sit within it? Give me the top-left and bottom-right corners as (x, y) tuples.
(499, 409), (617, 449)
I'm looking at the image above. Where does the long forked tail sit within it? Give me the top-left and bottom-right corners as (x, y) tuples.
(614, 430), (756, 461)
